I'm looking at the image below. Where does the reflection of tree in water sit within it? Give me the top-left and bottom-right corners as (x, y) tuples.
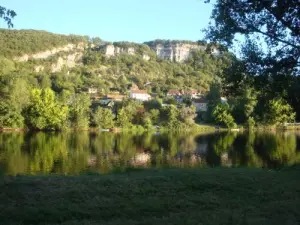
(255, 132), (300, 167)
(1, 131), (300, 175)
(228, 132), (263, 168)
(0, 132), (28, 175)
(20, 132), (68, 174)
(59, 132), (91, 174)
(212, 132), (237, 167)
(90, 132), (115, 172)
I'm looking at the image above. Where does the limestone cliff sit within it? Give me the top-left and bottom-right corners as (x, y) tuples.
(148, 42), (206, 62)
(14, 43), (85, 62)
(104, 44), (135, 57)
(100, 41), (209, 62)
(14, 43), (86, 73)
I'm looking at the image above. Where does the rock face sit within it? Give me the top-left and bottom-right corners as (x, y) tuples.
(102, 41), (207, 62)
(14, 43), (85, 62)
(104, 44), (135, 57)
(51, 52), (83, 73)
(149, 43), (206, 62)
(13, 42), (85, 73)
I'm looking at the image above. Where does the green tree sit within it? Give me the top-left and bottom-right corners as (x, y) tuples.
(213, 103), (236, 128)
(149, 109), (160, 125)
(24, 88), (68, 130)
(232, 87), (257, 124)
(179, 106), (197, 125)
(203, 0), (300, 120)
(68, 93), (91, 129)
(94, 108), (115, 129)
(206, 82), (222, 121)
(204, 0), (300, 76)
(116, 108), (131, 128)
(264, 98), (295, 126)
(0, 6), (16, 28)
(165, 105), (181, 129)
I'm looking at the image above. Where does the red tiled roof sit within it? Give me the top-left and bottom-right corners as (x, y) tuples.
(185, 89), (198, 95)
(167, 89), (183, 95)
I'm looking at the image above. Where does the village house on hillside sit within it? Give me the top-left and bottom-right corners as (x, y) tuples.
(130, 90), (151, 101)
(129, 84), (151, 101)
(192, 97), (208, 112)
(167, 89), (200, 99)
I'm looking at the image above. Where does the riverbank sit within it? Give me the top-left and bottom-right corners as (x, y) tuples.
(1, 167), (299, 225)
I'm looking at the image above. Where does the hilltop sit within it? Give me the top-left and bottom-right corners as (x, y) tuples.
(0, 29), (231, 93)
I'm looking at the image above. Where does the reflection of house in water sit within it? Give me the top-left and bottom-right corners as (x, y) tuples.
(220, 153), (232, 167)
(131, 152), (151, 166)
(88, 155), (97, 166)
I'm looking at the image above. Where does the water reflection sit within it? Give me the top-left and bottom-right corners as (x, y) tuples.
(0, 131), (300, 175)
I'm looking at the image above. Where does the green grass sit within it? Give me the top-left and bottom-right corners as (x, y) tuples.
(0, 168), (300, 225)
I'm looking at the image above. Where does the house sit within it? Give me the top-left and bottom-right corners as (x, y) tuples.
(184, 89), (201, 99)
(130, 90), (151, 101)
(192, 98), (208, 112)
(167, 89), (200, 99)
(87, 87), (98, 94)
(167, 89), (184, 98)
(221, 97), (228, 104)
(99, 94), (126, 107)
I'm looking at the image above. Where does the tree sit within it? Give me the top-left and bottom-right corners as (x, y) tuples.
(232, 87), (257, 124)
(24, 88), (68, 130)
(204, 0), (300, 120)
(68, 93), (91, 129)
(165, 105), (181, 129)
(264, 98), (295, 126)
(206, 82), (222, 121)
(149, 109), (160, 125)
(212, 103), (236, 128)
(94, 108), (115, 129)
(116, 108), (131, 128)
(0, 6), (16, 28)
(204, 0), (300, 76)
(179, 106), (197, 125)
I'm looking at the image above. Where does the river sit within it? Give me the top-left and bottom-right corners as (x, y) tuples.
(0, 131), (300, 175)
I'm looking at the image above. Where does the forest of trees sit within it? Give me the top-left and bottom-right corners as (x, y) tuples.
(0, 0), (299, 131)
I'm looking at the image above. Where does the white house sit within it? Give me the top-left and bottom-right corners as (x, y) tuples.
(130, 90), (151, 101)
(87, 87), (98, 94)
(192, 98), (208, 112)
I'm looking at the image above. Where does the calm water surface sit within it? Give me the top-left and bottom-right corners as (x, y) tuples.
(1, 131), (300, 175)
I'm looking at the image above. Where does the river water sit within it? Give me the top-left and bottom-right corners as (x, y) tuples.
(0, 131), (300, 175)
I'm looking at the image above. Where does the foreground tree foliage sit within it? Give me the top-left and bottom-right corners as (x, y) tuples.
(205, 0), (299, 75)
(24, 88), (68, 130)
(212, 103), (236, 128)
(0, 6), (16, 28)
(204, 0), (300, 122)
(264, 98), (296, 126)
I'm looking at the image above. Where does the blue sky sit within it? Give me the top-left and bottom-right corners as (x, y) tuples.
(1, 0), (213, 43)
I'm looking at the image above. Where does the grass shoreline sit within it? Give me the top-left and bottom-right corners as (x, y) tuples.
(1, 167), (300, 225)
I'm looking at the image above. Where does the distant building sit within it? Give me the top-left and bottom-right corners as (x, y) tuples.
(130, 90), (151, 101)
(167, 89), (200, 99)
(184, 89), (200, 99)
(221, 97), (228, 104)
(192, 98), (208, 112)
(87, 87), (98, 94)
(167, 89), (184, 98)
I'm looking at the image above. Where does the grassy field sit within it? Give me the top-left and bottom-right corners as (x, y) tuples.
(0, 167), (300, 225)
